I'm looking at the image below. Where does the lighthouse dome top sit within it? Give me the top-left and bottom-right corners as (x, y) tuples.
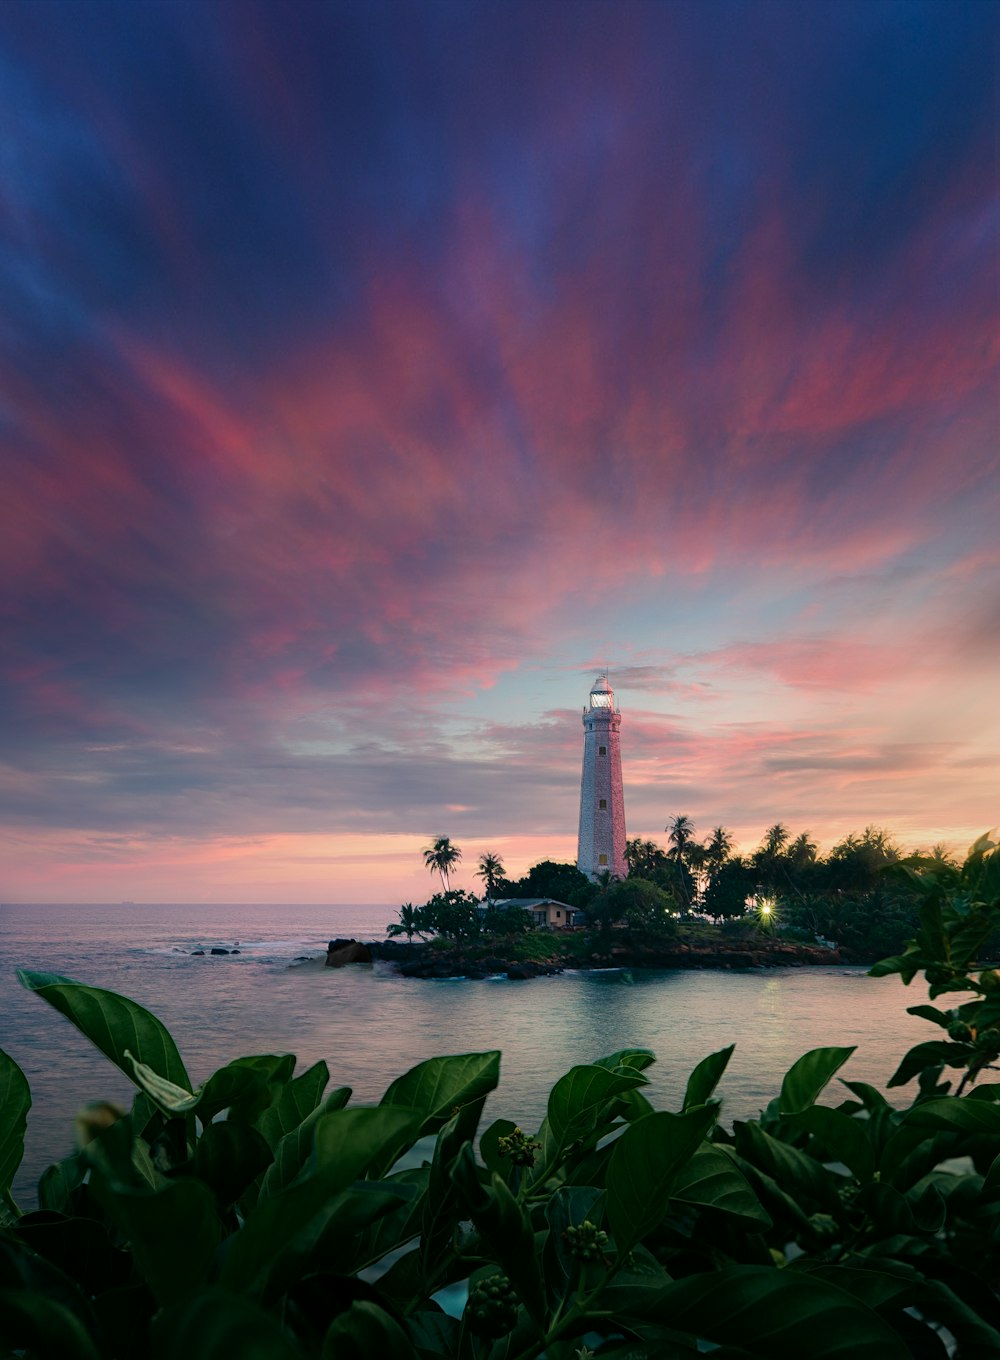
(588, 674), (615, 709)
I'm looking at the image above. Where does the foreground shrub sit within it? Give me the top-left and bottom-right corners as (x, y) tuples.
(1, 836), (999, 1358)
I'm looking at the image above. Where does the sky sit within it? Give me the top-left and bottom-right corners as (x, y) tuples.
(1, 0), (997, 904)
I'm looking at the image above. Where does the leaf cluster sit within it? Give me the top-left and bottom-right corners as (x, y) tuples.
(3, 950), (1000, 1359)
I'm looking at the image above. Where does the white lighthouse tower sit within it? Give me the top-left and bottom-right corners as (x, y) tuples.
(577, 674), (627, 880)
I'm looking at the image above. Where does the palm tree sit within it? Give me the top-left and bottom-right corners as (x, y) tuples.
(761, 823), (790, 857)
(625, 837), (668, 879)
(703, 826), (734, 873)
(476, 851), (505, 906)
(755, 823), (791, 894)
(787, 832), (817, 872)
(423, 836), (461, 892)
(664, 816), (699, 910)
(666, 815), (696, 863)
(387, 903), (424, 941)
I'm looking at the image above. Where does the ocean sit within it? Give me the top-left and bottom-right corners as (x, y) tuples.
(0, 901), (927, 1206)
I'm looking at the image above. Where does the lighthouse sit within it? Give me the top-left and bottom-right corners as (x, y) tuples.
(577, 674), (627, 880)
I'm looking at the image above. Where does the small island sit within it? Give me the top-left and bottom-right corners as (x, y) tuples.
(327, 820), (986, 980)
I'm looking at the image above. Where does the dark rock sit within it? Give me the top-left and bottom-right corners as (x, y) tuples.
(325, 940), (373, 968)
(192, 950), (205, 956)
(369, 939), (431, 961)
(231, 949), (241, 955)
(210, 948), (229, 956)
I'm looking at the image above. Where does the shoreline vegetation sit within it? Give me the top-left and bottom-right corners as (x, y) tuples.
(2, 834), (999, 1357)
(364, 823), (1000, 980)
(335, 933), (846, 979)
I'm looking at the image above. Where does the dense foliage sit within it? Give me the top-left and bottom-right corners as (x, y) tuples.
(627, 821), (956, 958)
(2, 835), (999, 1359)
(403, 822), (961, 958)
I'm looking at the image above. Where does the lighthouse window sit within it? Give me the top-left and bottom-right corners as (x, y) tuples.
(598, 853), (608, 865)
(598, 745), (606, 755)
(599, 799), (607, 810)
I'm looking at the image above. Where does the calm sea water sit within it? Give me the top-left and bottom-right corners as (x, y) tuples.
(0, 902), (927, 1205)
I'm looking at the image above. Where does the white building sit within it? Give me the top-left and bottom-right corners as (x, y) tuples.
(576, 674), (627, 879)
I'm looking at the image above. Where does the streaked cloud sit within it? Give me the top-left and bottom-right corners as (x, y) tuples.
(0, 0), (996, 900)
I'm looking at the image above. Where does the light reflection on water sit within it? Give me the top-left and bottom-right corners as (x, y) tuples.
(0, 902), (927, 1205)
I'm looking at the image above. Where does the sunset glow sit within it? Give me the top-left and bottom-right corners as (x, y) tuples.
(1, 0), (997, 902)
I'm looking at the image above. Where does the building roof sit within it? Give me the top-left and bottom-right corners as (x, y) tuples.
(488, 897), (577, 910)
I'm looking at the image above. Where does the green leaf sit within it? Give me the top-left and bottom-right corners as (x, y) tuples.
(313, 1104), (423, 1185)
(153, 1286), (301, 1360)
(794, 1106), (875, 1182)
(321, 1300), (418, 1360)
(907, 1178), (946, 1233)
(379, 1051), (500, 1137)
(729, 1152), (818, 1239)
(844, 1252), (1000, 1358)
(191, 1122), (274, 1208)
(271, 1183), (406, 1296)
(341, 1167), (427, 1275)
(451, 1144), (545, 1323)
(633, 1265), (910, 1359)
(547, 1063), (648, 1150)
(901, 1096), (1000, 1137)
(0, 1289), (101, 1360)
(189, 1063), (267, 1123)
(222, 1106), (421, 1295)
(878, 1126), (957, 1191)
(255, 1060), (329, 1149)
(419, 1108), (474, 1280)
(787, 1259), (915, 1311)
(856, 1181), (917, 1236)
(37, 1152), (88, 1216)
(887, 1041), (976, 1087)
(92, 1177), (221, 1307)
(0, 1231), (102, 1327)
(839, 1080), (890, 1112)
(906, 1004), (953, 1029)
(0, 1048), (30, 1205)
(543, 1184), (605, 1302)
(14, 1211), (131, 1297)
(684, 1044), (735, 1110)
(83, 1111), (159, 1194)
(779, 1047), (855, 1115)
(255, 1086), (352, 1203)
(607, 1104), (717, 1253)
(671, 1144), (772, 1228)
(18, 971), (189, 1089)
(407, 1309), (460, 1357)
(223, 1054), (296, 1123)
(595, 1048), (657, 1073)
(479, 1118), (519, 1175)
(966, 1081), (1000, 1101)
(869, 951), (922, 982)
(734, 1122), (839, 1209)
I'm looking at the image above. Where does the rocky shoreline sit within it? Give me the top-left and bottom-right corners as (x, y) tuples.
(325, 936), (846, 979)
